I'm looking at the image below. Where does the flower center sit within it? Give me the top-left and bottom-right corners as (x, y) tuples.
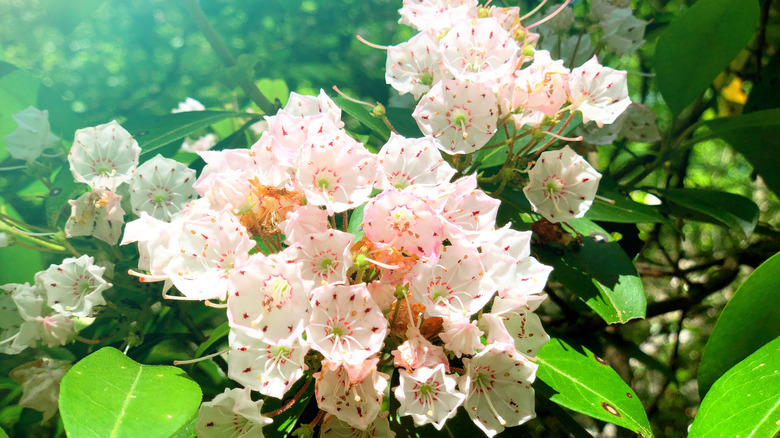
(93, 158), (117, 176)
(543, 177), (566, 199)
(261, 275), (292, 311)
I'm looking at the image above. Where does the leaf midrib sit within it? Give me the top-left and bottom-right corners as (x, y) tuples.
(110, 366), (143, 438)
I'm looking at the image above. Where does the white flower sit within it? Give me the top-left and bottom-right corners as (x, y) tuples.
(315, 360), (389, 430)
(291, 230), (354, 285)
(180, 133), (217, 153)
(37, 254), (111, 318)
(172, 97), (205, 113)
(9, 358), (71, 422)
(459, 343), (538, 437)
(69, 120), (141, 190)
(195, 388), (272, 438)
(386, 31), (443, 99)
(439, 18), (519, 87)
(567, 57), (631, 127)
(65, 189), (126, 245)
(129, 154), (197, 221)
(413, 79), (498, 154)
(438, 316), (484, 357)
(601, 8), (647, 56)
(375, 133), (456, 194)
(3, 106), (59, 162)
(394, 364), (465, 429)
(523, 145), (602, 222)
(398, 0), (478, 35)
(307, 284), (387, 367)
(227, 329), (308, 399)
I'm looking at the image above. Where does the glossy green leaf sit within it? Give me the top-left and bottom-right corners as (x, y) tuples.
(534, 219), (646, 324)
(333, 96), (391, 142)
(698, 251), (780, 396)
(744, 54), (780, 114)
(59, 347), (202, 438)
(689, 336), (780, 438)
(0, 425), (8, 438)
(122, 111), (243, 157)
(348, 205), (365, 241)
(536, 337), (653, 438)
(584, 179), (668, 224)
(703, 108), (780, 196)
(654, 0), (760, 114)
(385, 107), (422, 138)
(0, 200), (43, 284)
(657, 188), (759, 236)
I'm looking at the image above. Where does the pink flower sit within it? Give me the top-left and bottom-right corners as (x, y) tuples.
(279, 204), (329, 245)
(438, 316), (484, 357)
(392, 326), (449, 371)
(363, 188), (443, 258)
(375, 133), (456, 194)
(440, 18), (519, 87)
(398, 0), (478, 35)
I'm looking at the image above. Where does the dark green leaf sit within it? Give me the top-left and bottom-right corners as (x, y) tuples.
(122, 111), (242, 157)
(698, 251), (780, 396)
(744, 53), (780, 113)
(536, 337), (653, 438)
(262, 378), (315, 438)
(59, 347), (202, 438)
(193, 321), (230, 359)
(385, 107), (422, 138)
(44, 166), (86, 227)
(348, 205), (365, 241)
(656, 188), (759, 236)
(584, 179), (668, 224)
(689, 336), (780, 438)
(534, 219), (647, 324)
(703, 108), (780, 196)
(333, 96), (391, 142)
(654, 0), (760, 114)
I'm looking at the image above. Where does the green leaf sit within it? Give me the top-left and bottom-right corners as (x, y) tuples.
(744, 53), (780, 113)
(122, 111), (242, 157)
(654, 0), (760, 114)
(256, 78), (290, 107)
(534, 219), (646, 324)
(347, 205), (365, 241)
(44, 165), (86, 227)
(193, 321), (230, 359)
(584, 179), (668, 224)
(262, 379), (315, 438)
(656, 188), (759, 236)
(698, 251), (780, 396)
(333, 96), (391, 142)
(0, 200), (43, 284)
(703, 108), (780, 196)
(536, 337), (653, 438)
(0, 425), (7, 438)
(0, 63), (40, 161)
(385, 107), (422, 138)
(59, 347), (202, 438)
(689, 336), (780, 438)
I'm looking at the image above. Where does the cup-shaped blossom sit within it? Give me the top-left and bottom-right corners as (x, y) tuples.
(386, 31), (444, 99)
(283, 89), (344, 128)
(279, 204), (329, 245)
(459, 343), (539, 437)
(195, 388), (272, 438)
(375, 133), (456, 194)
(227, 330), (308, 399)
(0, 283), (42, 354)
(480, 308), (550, 357)
(295, 132), (377, 213)
(410, 238), (493, 318)
(9, 358), (71, 422)
(398, 0), (478, 35)
(435, 175), (500, 243)
(314, 360), (389, 430)
(440, 18), (519, 86)
(291, 230), (354, 285)
(363, 188), (443, 259)
(438, 316), (484, 357)
(413, 79), (498, 154)
(227, 251), (312, 342)
(69, 120), (141, 191)
(306, 283), (388, 367)
(567, 56), (631, 127)
(395, 363), (465, 430)
(3, 106), (59, 162)
(523, 146), (602, 222)
(36, 254), (111, 318)
(65, 189), (125, 245)
(129, 154), (197, 221)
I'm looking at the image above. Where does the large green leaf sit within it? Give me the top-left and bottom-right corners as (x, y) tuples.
(656, 188), (759, 236)
(654, 0), (760, 114)
(59, 347), (202, 438)
(0, 425), (8, 438)
(698, 251), (780, 396)
(0, 200), (43, 284)
(122, 111), (243, 157)
(584, 179), (668, 224)
(534, 219), (646, 324)
(0, 63), (41, 161)
(689, 336), (780, 438)
(703, 108), (780, 196)
(333, 96), (391, 142)
(536, 337), (653, 438)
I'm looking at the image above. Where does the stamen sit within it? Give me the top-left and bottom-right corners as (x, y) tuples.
(173, 348), (230, 365)
(526, 0), (572, 29)
(595, 194), (616, 205)
(482, 388), (507, 426)
(356, 35), (389, 50)
(539, 130), (582, 142)
(518, 0), (549, 22)
(332, 86), (377, 109)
